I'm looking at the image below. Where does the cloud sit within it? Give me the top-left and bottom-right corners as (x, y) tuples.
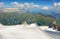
(0, 2), (4, 7)
(11, 2), (19, 5)
(54, 2), (60, 7)
(52, 2), (60, 13)
(54, 2), (57, 7)
(41, 2), (60, 13)
(11, 2), (21, 7)
(2, 8), (22, 13)
(11, 2), (60, 13)
(11, 2), (40, 8)
(42, 6), (49, 10)
(11, 2), (41, 13)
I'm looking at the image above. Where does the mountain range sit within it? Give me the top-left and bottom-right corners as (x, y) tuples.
(32, 9), (60, 18)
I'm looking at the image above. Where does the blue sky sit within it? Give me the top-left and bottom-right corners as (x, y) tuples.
(0, 0), (60, 6)
(0, 0), (54, 6)
(0, 0), (60, 7)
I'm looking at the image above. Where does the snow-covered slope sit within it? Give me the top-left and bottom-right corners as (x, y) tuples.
(0, 25), (54, 39)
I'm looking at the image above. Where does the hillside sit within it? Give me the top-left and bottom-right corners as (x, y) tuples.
(0, 12), (57, 26)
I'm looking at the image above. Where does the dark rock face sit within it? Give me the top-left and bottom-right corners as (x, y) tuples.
(57, 26), (60, 31)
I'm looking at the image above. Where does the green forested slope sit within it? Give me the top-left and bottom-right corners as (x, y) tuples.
(0, 12), (58, 26)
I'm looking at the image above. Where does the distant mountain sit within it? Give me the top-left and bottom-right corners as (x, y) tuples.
(31, 9), (52, 15)
(53, 13), (60, 18)
(32, 9), (60, 18)
(49, 12), (60, 18)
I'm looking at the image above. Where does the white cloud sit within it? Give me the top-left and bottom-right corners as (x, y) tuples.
(52, 7), (60, 13)
(11, 2), (41, 13)
(42, 6), (49, 10)
(11, 2), (40, 8)
(11, 2), (19, 5)
(54, 3), (57, 7)
(0, 2), (4, 7)
(54, 2), (60, 7)
(2, 8), (20, 12)
(11, 2), (60, 13)
(52, 2), (60, 13)
(24, 3), (30, 6)
(11, 2), (21, 7)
